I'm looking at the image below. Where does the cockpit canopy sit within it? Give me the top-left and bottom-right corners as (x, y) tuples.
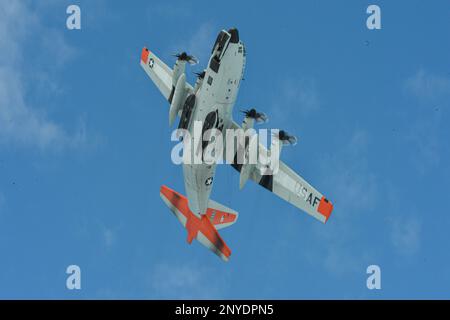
(211, 28), (239, 57)
(209, 28), (239, 73)
(211, 31), (230, 57)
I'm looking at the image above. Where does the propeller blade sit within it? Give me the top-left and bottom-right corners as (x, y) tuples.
(275, 130), (297, 146)
(194, 71), (206, 79)
(173, 52), (199, 65)
(188, 55), (199, 65)
(287, 135), (298, 146)
(241, 108), (269, 123)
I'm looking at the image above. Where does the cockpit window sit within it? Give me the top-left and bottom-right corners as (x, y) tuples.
(211, 31), (230, 56)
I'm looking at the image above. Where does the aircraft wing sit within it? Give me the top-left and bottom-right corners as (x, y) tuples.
(140, 47), (193, 101)
(227, 121), (333, 223)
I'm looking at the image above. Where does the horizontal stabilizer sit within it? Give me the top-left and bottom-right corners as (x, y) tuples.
(160, 185), (236, 262)
(205, 199), (238, 230)
(228, 120), (334, 224)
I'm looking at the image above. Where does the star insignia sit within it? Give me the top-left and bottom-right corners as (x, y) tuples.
(205, 177), (213, 186)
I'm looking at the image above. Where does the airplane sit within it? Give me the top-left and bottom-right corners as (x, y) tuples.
(140, 28), (333, 261)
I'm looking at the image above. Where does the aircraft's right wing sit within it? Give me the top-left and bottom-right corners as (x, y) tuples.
(227, 120), (333, 223)
(140, 47), (193, 101)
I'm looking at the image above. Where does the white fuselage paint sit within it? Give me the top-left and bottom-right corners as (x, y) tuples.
(183, 31), (246, 216)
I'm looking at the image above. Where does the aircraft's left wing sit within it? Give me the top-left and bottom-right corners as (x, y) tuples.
(227, 121), (333, 223)
(140, 47), (193, 101)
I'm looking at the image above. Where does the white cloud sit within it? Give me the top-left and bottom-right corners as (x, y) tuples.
(282, 79), (320, 115)
(402, 69), (447, 173)
(149, 261), (226, 299)
(269, 77), (320, 129)
(0, 0), (89, 151)
(169, 22), (217, 67)
(0, 68), (69, 149)
(322, 244), (361, 275)
(383, 184), (422, 257)
(152, 3), (194, 20)
(405, 113), (441, 174)
(322, 130), (377, 217)
(307, 130), (379, 275)
(404, 69), (450, 100)
(102, 227), (116, 248)
(389, 216), (421, 256)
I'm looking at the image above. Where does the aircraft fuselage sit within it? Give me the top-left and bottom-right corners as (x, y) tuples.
(182, 29), (246, 216)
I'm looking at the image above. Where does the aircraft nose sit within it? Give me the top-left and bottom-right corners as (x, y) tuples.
(228, 28), (239, 43)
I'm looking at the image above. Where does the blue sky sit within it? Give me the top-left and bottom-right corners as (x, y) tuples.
(0, 0), (449, 299)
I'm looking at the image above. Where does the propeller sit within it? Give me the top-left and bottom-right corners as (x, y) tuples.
(240, 108), (268, 124)
(173, 52), (199, 65)
(194, 71), (206, 79)
(275, 130), (298, 146)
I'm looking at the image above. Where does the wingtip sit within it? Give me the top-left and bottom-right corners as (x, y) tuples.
(318, 196), (333, 223)
(141, 47), (150, 64)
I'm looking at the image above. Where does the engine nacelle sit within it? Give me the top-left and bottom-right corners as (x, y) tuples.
(169, 73), (187, 126)
(194, 76), (204, 93)
(239, 114), (257, 189)
(172, 60), (186, 89)
(238, 134), (258, 189)
(242, 116), (254, 131)
(178, 93), (196, 131)
(241, 108), (268, 130)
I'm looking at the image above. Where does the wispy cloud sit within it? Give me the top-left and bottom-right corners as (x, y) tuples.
(169, 22), (217, 67)
(281, 79), (320, 115)
(102, 227), (116, 248)
(382, 182), (422, 258)
(149, 261), (226, 299)
(152, 3), (194, 20)
(0, 0), (91, 151)
(308, 130), (378, 275)
(389, 216), (421, 256)
(322, 130), (377, 216)
(270, 77), (320, 129)
(99, 220), (125, 249)
(405, 112), (441, 174)
(402, 69), (448, 173)
(404, 69), (450, 100)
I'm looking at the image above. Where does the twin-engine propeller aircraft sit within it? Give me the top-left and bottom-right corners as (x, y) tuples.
(140, 28), (333, 261)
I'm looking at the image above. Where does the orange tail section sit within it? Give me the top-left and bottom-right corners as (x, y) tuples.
(160, 185), (236, 262)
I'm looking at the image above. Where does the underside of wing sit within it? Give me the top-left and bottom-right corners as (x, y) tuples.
(265, 161), (333, 223)
(140, 47), (173, 100)
(227, 120), (333, 223)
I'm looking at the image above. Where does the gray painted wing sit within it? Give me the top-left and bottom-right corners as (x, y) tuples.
(140, 47), (193, 101)
(227, 120), (333, 223)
